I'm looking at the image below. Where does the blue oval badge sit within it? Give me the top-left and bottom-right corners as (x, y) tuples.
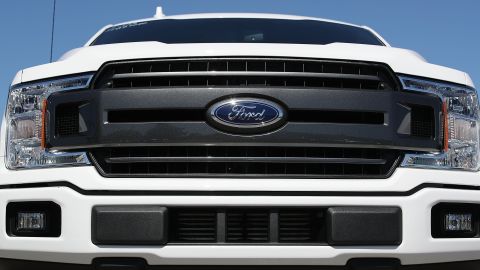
(207, 98), (286, 134)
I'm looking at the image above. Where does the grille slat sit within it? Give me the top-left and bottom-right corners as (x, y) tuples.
(90, 146), (401, 178)
(111, 71), (382, 82)
(106, 109), (385, 125)
(104, 156), (387, 165)
(95, 58), (396, 91)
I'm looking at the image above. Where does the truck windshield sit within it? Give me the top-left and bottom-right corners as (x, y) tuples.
(92, 18), (384, 46)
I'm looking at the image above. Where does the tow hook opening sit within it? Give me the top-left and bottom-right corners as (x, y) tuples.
(93, 258), (147, 270)
(348, 258), (401, 270)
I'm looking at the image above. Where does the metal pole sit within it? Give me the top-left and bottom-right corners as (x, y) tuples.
(50, 0), (57, 63)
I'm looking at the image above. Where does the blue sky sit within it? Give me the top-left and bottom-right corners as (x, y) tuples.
(0, 0), (478, 113)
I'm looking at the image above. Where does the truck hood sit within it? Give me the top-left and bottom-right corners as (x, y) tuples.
(14, 42), (473, 87)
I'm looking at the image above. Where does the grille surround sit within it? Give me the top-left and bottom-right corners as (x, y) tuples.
(89, 146), (402, 179)
(47, 57), (440, 180)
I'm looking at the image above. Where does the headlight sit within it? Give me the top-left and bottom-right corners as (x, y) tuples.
(6, 75), (93, 169)
(399, 76), (479, 171)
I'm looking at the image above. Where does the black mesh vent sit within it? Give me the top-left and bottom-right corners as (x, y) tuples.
(93, 58), (397, 91)
(169, 208), (326, 244)
(411, 105), (435, 138)
(89, 146), (402, 179)
(54, 103), (79, 137)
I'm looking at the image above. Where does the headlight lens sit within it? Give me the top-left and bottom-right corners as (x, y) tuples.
(6, 75), (93, 169)
(399, 76), (479, 171)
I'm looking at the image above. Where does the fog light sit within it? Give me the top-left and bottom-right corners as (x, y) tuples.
(17, 212), (46, 231)
(6, 201), (61, 237)
(445, 213), (473, 232)
(432, 203), (478, 238)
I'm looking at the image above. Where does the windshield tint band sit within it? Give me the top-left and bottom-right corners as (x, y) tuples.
(92, 18), (384, 46)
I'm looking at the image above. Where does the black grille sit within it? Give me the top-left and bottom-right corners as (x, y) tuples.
(170, 209), (217, 242)
(226, 211), (270, 242)
(169, 208), (325, 244)
(279, 210), (324, 243)
(89, 146), (401, 179)
(93, 58), (397, 91)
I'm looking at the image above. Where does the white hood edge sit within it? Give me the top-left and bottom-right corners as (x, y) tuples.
(16, 42), (474, 88)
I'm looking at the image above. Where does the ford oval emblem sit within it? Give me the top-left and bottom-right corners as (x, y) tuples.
(207, 98), (286, 134)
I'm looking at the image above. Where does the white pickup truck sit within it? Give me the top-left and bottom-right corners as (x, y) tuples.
(0, 11), (479, 270)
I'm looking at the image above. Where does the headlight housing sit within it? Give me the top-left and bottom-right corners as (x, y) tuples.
(6, 75), (93, 169)
(399, 76), (479, 171)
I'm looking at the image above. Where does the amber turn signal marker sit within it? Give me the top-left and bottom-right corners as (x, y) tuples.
(442, 100), (449, 152)
(41, 99), (47, 149)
